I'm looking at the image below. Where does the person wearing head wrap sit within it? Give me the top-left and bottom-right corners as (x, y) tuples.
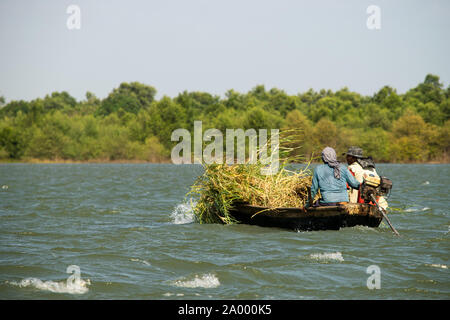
(322, 146), (342, 179)
(306, 147), (360, 207)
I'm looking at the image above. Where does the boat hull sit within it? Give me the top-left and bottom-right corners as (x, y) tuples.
(229, 203), (383, 231)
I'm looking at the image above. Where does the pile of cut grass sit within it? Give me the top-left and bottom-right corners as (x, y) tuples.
(187, 130), (317, 224)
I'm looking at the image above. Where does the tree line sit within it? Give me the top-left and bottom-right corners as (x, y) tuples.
(0, 74), (449, 163)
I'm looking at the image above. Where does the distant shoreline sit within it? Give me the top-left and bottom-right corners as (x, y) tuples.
(0, 159), (172, 164)
(0, 159), (448, 165)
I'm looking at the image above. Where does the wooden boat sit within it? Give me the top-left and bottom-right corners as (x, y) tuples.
(228, 202), (383, 231)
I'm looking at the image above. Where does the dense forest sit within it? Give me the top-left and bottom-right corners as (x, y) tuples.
(0, 74), (449, 163)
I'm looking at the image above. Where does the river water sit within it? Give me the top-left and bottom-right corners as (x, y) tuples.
(0, 163), (448, 299)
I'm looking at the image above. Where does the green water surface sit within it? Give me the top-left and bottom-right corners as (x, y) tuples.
(0, 164), (448, 299)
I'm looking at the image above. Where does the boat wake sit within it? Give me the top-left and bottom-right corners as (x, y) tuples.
(171, 200), (196, 224)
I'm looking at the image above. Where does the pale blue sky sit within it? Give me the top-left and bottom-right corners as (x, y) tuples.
(0, 0), (449, 102)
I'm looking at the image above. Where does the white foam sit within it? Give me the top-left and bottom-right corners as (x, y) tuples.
(171, 201), (196, 224)
(309, 252), (344, 262)
(172, 273), (220, 288)
(405, 207), (430, 212)
(8, 277), (91, 294)
(130, 258), (151, 266)
(426, 264), (448, 269)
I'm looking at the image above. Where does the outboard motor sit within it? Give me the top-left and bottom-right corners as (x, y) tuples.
(360, 175), (393, 203)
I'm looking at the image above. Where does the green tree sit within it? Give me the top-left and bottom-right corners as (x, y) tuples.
(440, 98), (450, 122)
(148, 97), (187, 148)
(283, 110), (313, 158)
(175, 91), (221, 128)
(97, 82), (156, 116)
(0, 100), (31, 118)
(312, 118), (338, 152)
(0, 126), (24, 158)
(363, 103), (392, 130)
(309, 97), (337, 122)
(267, 87), (299, 117)
(390, 111), (438, 161)
(242, 105), (283, 130)
(416, 101), (444, 125)
(43, 91), (77, 112)
(405, 74), (444, 105)
(359, 128), (390, 162)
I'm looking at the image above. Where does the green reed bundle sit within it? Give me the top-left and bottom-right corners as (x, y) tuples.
(188, 130), (314, 224)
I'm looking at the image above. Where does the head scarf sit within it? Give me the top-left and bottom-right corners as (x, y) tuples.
(322, 147), (341, 179)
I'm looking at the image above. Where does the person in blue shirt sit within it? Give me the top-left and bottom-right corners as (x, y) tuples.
(306, 147), (360, 207)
